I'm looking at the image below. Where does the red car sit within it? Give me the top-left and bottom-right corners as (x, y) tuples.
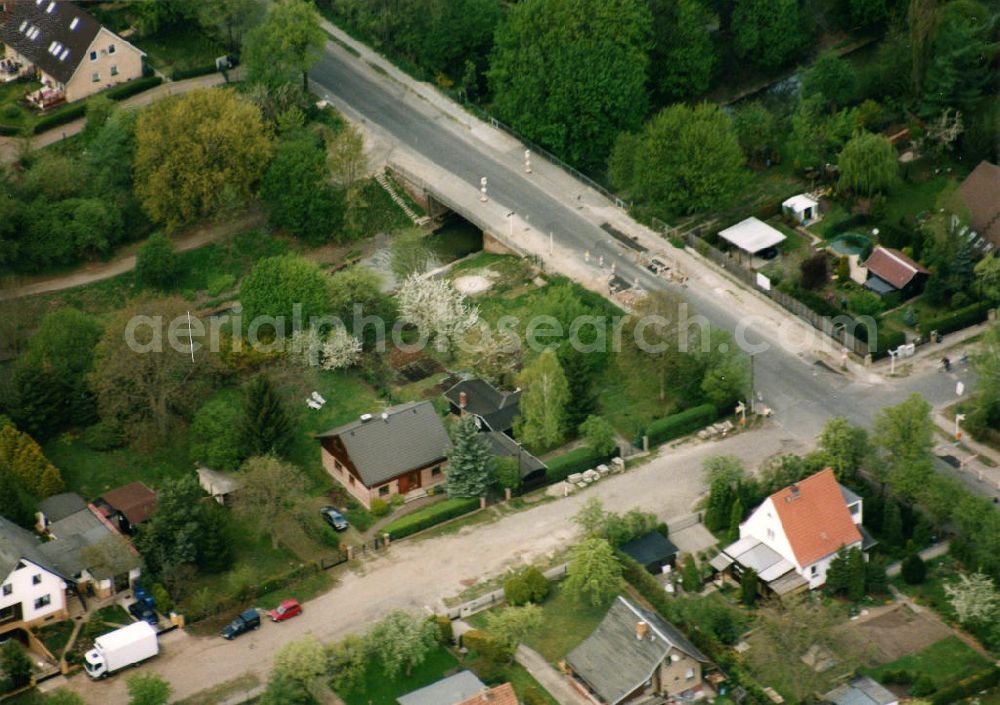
(270, 599), (303, 622)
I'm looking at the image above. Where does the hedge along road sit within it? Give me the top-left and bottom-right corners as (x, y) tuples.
(66, 426), (805, 705)
(0, 71), (234, 164)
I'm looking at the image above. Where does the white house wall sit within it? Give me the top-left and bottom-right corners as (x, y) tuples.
(0, 559), (66, 623)
(739, 498), (799, 568)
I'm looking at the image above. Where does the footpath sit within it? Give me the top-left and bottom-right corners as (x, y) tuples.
(0, 70), (238, 163)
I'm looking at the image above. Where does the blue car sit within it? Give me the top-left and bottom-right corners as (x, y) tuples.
(320, 506), (349, 531)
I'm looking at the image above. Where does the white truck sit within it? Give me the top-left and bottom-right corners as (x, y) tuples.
(84, 621), (159, 679)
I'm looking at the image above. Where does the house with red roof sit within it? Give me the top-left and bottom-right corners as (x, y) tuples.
(710, 469), (877, 596)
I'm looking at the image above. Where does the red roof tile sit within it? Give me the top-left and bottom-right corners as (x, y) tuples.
(454, 683), (518, 705)
(770, 468), (861, 567)
(864, 246), (928, 289)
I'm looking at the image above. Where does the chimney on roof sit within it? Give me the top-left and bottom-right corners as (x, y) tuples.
(787, 484), (800, 501)
(636, 620), (648, 640)
(479, 688), (494, 702)
(459, 391), (467, 410)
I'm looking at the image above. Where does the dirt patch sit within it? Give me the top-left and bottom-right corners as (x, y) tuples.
(453, 271), (496, 295)
(838, 604), (951, 664)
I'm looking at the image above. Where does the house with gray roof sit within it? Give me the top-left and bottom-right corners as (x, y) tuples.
(317, 401), (452, 509)
(565, 596), (710, 705)
(823, 677), (898, 705)
(0, 515), (70, 633)
(444, 379), (522, 435)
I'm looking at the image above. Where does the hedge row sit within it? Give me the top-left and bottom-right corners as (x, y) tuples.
(171, 65), (219, 81)
(645, 404), (717, 447)
(383, 497), (480, 539)
(545, 447), (616, 484)
(186, 561), (321, 623)
(930, 666), (999, 705)
(920, 301), (993, 337)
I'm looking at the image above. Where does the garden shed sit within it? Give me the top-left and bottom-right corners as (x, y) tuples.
(620, 531), (678, 574)
(782, 194), (820, 225)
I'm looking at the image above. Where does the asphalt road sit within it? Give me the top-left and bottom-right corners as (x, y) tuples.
(307, 41), (992, 500)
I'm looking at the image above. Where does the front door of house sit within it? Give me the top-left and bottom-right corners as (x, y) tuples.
(398, 472), (421, 494)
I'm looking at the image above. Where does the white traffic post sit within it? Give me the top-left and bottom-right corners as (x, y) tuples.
(480, 176), (488, 202)
(525, 149), (532, 174)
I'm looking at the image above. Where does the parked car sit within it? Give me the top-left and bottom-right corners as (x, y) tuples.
(221, 609), (260, 640)
(269, 599), (302, 622)
(128, 600), (158, 626)
(321, 506), (349, 531)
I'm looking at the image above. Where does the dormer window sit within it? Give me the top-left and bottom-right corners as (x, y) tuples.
(18, 20), (27, 32)
(69, 17), (79, 30)
(46, 1), (55, 14)
(59, 49), (69, 61)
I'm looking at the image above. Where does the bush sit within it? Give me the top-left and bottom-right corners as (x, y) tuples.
(545, 447), (615, 484)
(151, 584), (173, 614)
(879, 668), (914, 685)
(504, 567), (550, 606)
(645, 404), (717, 447)
(800, 253), (829, 290)
(901, 553), (927, 585)
(920, 301), (993, 337)
(102, 76), (163, 101)
(206, 273), (237, 297)
(431, 615), (453, 645)
(930, 667), (1000, 705)
(867, 328), (906, 358)
(382, 497), (479, 539)
(910, 675), (936, 697)
(135, 233), (179, 289)
(522, 686), (548, 705)
(30, 78), (163, 135)
(82, 421), (126, 451)
(370, 498), (391, 517)
(847, 290), (884, 317)
(461, 629), (511, 664)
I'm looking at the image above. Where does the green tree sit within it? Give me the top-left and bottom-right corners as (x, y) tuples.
(44, 690), (87, 705)
(239, 254), (331, 335)
(135, 233), (179, 290)
(488, 0), (652, 171)
(901, 553), (927, 584)
(236, 455), (307, 549)
(732, 0), (807, 70)
(243, 0), (326, 91)
(1, 640), (32, 688)
(826, 546), (851, 595)
(700, 339), (750, 410)
(648, 0), (717, 102)
(328, 635), (367, 695)
(975, 255), (1000, 300)
(847, 547), (866, 600)
(261, 131), (344, 244)
(733, 101), (780, 163)
(483, 604), (543, 659)
(273, 635), (328, 688)
(125, 672), (171, 705)
(740, 567), (759, 607)
(843, 0), (889, 27)
(681, 554), (701, 593)
(704, 476), (734, 533)
(837, 132), (898, 196)
(817, 417), (869, 480)
(135, 476), (235, 579)
(495, 457), (522, 494)
(609, 103), (745, 215)
(727, 496), (745, 542)
(579, 415), (617, 457)
(920, 9), (996, 117)
(190, 396), (244, 470)
(515, 349), (570, 451)
(504, 567), (550, 605)
(365, 610), (438, 678)
(90, 300), (223, 445)
(258, 675), (316, 705)
(199, 0), (263, 52)
(240, 376), (294, 459)
(558, 345), (597, 431)
(802, 52), (858, 111)
(134, 89), (273, 231)
(874, 393), (935, 498)
(565, 538), (622, 606)
(445, 415), (496, 498)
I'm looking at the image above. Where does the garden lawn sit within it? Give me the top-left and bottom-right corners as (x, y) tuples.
(0, 80), (41, 131)
(468, 584), (608, 664)
(864, 636), (991, 689)
(339, 647), (461, 705)
(882, 170), (959, 226)
(43, 431), (191, 499)
(36, 620), (74, 658)
(131, 27), (226, 75)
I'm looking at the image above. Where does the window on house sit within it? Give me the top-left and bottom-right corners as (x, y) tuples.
(850, 503), (860, 515)
(348, 475), (355, 485)
(34, 595), (50, 609)
(431, 467), (441, 477)
(2, 584), (11, 596)
(110, 65), (118, 76)
(91, 72), (99, 82)
(108, 44), (116, 54)
(89, 50), (97, 61)
(766, 528), (774, 540)
(810, 565), (818, 577)
(379, 486), (389, 496)
(32, 574), (41, 585)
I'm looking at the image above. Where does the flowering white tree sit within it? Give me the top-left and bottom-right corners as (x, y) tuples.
(396, 274), (479, 355)
(288, 326), (362, 370)
(944, 572), (999, 624)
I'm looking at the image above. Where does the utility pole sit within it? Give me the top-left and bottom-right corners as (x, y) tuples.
(749, 354), (755, 414)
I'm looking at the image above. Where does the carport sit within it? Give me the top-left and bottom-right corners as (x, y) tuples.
(718, 217), (787, 267)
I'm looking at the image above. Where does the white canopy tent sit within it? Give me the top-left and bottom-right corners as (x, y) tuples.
(718, 217), (786, 255)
